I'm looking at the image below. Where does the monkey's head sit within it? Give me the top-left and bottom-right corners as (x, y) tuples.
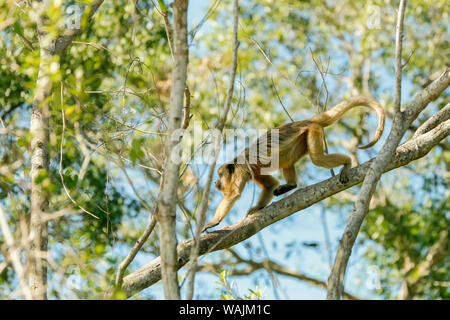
(215, 163), (235, 192)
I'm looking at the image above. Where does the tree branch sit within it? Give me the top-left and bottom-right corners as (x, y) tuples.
(120, 117), (450, 297)
(156, 0), (189, 300)
(327, 68), (449, 298)
(327, 0), (408, 299)
(115, 217), (157, 287)
(199, 249), (360, 300)
(0, 204), (32, 299)
(185, 0), (239, 300)
(413, 102), (450, 138)
(53, 0), (105, 54)
(393, 0), (407, 114)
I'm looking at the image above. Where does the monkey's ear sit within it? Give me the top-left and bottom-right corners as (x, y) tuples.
(226, 163), (235, 175)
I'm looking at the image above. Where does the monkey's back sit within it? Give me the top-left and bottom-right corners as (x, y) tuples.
(275, 121), (310, 168)
(236, 121), (310, 173)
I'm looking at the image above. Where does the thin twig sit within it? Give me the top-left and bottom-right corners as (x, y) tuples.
(248, 36), (316, 110)
(189, 0), (222, 42)
(58, 84), (99, 220)
(310, 49), (335, 177)
(185, 0), (240, 300)
(271, 76), (294, 122)
(182, 87), (192, 129)
(17, 33), (35, 50)
(0, 204), (32, 299)
(151, 0), (174, 60)
(115, 216), (157, 287)
(74, 123), (91, 190)
(103, 114), (165, 135)
(327, 0), (408, 300)
(393, 0), (407, 114)
(72, 41), (109, 51)
(320, 210), (333, 270)
(214, 248), (359, 299)
(121, 117), (450, 297)
(257, 233), (283, 299)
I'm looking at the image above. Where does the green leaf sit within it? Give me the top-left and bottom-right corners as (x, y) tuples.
(12, 22), (24, 36)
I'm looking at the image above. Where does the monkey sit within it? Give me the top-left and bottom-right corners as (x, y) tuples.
(202, 96), (385, 232)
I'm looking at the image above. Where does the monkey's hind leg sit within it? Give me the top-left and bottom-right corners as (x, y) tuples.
(247, 175), (279, 215)
(307, 125), (352, 183)
(274, 166), (298, 196)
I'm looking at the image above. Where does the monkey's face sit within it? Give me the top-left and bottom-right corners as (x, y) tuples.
(215, 163), (235, 192)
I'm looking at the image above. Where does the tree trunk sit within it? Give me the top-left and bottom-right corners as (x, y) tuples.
(29, 42), (53, 300)
(156, 0), (189, 300)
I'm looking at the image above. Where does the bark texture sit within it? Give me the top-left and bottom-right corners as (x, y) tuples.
(28, 0), (105, 300)
(156, 0), (189, 300)
(327, 65), (449, 299)
(29, 35), (52, 300)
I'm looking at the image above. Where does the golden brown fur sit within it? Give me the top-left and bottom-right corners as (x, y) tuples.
(202, 96), (385, 232)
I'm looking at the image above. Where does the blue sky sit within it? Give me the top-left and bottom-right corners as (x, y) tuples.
(0, 0), (446, 301)
(122, 1), (392, 300)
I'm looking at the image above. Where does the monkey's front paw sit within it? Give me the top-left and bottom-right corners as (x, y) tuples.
(246, 206), (263, 215)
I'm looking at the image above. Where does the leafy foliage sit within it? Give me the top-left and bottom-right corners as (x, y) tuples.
(0, 0), (448, 299)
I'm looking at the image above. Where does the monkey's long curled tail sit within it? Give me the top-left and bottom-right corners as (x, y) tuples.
(309, 96), (385, 149)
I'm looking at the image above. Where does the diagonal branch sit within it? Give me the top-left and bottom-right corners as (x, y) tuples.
(53, 0), (105, 54)
(327, 0), (408, 299)
(199, 249), (360, 300)
(412, 102), (450, 138)
(120, 116), (450, 297)
(115, 216), (157, 287)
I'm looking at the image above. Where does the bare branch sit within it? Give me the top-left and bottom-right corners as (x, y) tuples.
(248, 37), (316, 110)
(271, 76), (294, 123)
(413, 103), (450, 138)
(156, 0), (189, 300)
(115, 217), (157, 287)
(327, 0), (403, 299)
(185, 0), (240, 300)
(182, 87), (192, 130)
(120, 117), (450, 297)
(310, 49), (334, 177)
(59, 106), (99, 219)
(53, 0), (105, 54)
(393, 0), (407, 114)
(0, 204), (32, 299)
(327, 66), (449, 299)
